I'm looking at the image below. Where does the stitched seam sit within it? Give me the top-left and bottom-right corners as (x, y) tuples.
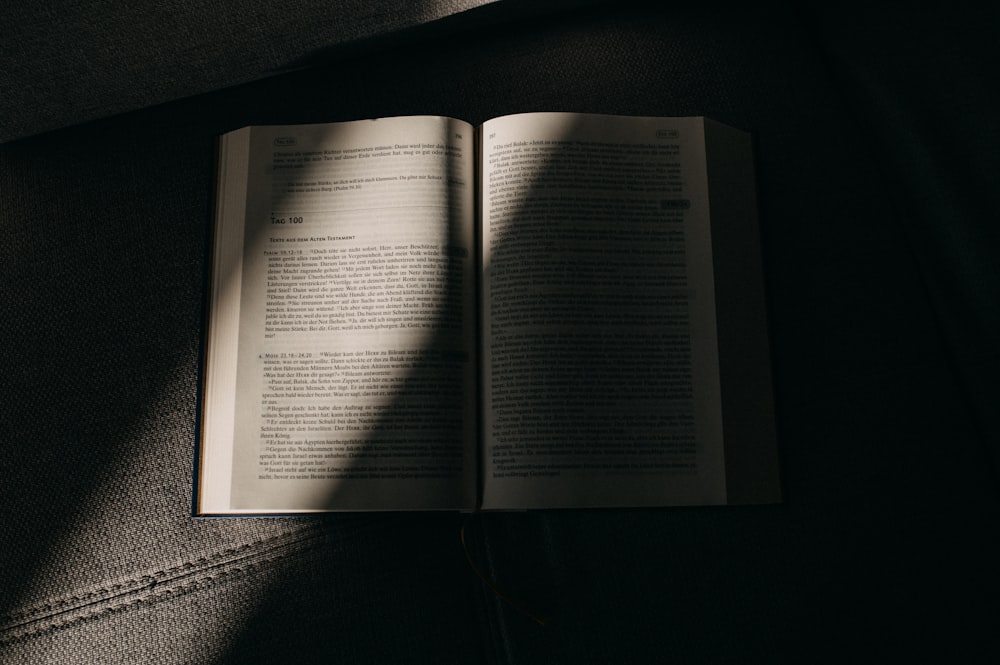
(0, 524), (325, 630)
(0, 550), (296, 646)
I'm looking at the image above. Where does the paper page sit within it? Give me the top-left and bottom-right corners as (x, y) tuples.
(479, 113), (727, 509)
(199, 116), (476, 513)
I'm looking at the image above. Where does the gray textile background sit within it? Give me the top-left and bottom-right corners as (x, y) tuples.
(0, 0), (600, 143)
(0, 0), (494, 142)
(2, 2), (998, 662)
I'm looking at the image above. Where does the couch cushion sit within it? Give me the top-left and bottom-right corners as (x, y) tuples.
(0, 0), (603, 142)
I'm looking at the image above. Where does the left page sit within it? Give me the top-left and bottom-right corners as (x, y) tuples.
(197, 116), (477, 514)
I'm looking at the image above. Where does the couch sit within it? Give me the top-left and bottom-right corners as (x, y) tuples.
(2, 2), (997, 661)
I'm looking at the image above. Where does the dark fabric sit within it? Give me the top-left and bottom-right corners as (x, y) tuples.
(0, 0), (596, 143)
(809, 3), (1000, 473)
(1, 3), (998, 662)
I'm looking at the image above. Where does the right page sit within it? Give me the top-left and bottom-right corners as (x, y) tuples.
(480, 113), (777, 509)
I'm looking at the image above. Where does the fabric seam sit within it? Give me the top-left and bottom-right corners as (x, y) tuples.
(0, 525), (326, 643)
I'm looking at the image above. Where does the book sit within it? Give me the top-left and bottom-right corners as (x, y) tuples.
(195, 112), (779, 514)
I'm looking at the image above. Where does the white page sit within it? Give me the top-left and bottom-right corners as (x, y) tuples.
(479, 113), (727, 509)
(199, 116), (477, 513)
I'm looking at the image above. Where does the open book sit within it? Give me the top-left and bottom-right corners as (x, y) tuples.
(195, 112), (779, 514)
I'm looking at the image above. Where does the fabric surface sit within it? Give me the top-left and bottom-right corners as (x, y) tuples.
(811, 4), (1000, 473)
(1, 3), (997, 662)
(0, 0), (599, 142)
